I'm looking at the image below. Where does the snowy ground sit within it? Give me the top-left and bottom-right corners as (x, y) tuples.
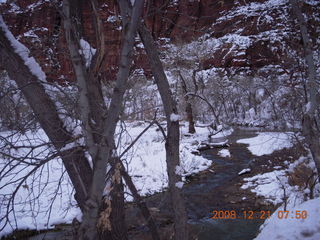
(2, 125), (318, 239)
(240, 153), (320, 239)
(236, 131), (320, 239)
(237, 132), (297, 156)
(240, 154), (317, 205)
(0, 129), (80, 236)
(0, 122), (230, 236)
(255, 198), (320, 240)
(116, 122), (220, 198)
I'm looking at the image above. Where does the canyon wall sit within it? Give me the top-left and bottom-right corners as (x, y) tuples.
(0, 0), (319, 82)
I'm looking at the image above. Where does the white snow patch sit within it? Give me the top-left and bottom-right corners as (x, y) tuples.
(60, 141), (83, 152)
(175, 181), (184, 189)
(79, 38), (96, 67)
(0, 129), (81, 237)
(218, 149), (231, 158)
(241, 170), (288, 204)
(305, 101), (311, 112)
(241, 154), (320, 205)
(115, 122), (213, 199)
(0, 15), (46, 82)
(107, 15), (117, 23)
(208, 140), (229, 147)
(273, 166), (282, 169)
(238, 168), (251, 175)
(255, 198), (320, 240)
(237, 132), (294, 156)
(175, 165), (184, 175)
(170, 113), (180, 122)
(210, 127), (234, 139)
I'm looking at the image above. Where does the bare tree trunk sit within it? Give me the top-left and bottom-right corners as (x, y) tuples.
(178, 71), (196, 134)
(289, 0), (320, 179)
(3, 3), (159, 240)
(62, 1), (113, 238)
(98, 158), (127, 240)
(62, 0), (145, 239)
(0, 23), (92, 210)
(221, 96), (230, 119)
(139, 24), (189, 240)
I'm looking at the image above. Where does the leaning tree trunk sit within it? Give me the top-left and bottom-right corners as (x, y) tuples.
(139, 24), (189, 240)
(63, 1), (160, 239)
(289, 0), (320, 180)
(0, 19), (92, 210)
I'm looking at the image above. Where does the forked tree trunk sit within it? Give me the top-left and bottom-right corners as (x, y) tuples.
(2, 3), (159, 240)
(62, 0), (145, 239)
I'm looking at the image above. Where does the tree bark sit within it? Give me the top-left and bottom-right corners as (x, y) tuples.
(98, 158), (127, 240)
(139, 24), (189, 240)
(178, 71), (196, 134)
(289, 0), (320, 180)
(62, 0), (145, 239)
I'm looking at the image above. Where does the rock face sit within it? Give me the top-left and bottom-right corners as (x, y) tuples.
(0, 0), (319, 82)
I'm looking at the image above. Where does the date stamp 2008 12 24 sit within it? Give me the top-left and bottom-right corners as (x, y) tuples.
(210, 210), (308, 220)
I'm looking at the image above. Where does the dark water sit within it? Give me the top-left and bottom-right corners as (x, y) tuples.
(185, 128), (265, 240)
(190, 218), (263, 240)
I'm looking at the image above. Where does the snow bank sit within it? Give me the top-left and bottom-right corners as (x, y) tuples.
(255, 198), (320, 240)
(175, 181), (184, 189)
(242, 154), (320, 239)
(0, 130), (81, 237)
(241, 169), (288, 204)
(117, 122), (212, 199)
(241, 154), (319, 205)
(0, 122), (214, 236)
(237, 132), (295, 156)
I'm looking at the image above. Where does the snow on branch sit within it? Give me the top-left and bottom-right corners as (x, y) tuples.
(170, 113), (180, 122)
(0, 15), (46, 82)
(79, 38), (96, 68)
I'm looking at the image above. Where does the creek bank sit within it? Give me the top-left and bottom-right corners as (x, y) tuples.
(7, 128), (303, 240)
(126, 127), (304, 240)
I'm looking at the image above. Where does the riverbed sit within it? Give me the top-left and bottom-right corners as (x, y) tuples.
(126, 127), (300, 240)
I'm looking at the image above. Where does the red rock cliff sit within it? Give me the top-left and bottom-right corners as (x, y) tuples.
(0, 0), (319, 82)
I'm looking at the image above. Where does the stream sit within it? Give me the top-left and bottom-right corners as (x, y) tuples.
(185, 128), (265, 240)
(28, 128), (283, 240)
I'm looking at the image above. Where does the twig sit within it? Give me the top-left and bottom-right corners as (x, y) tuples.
(119, 110), (158, 158)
